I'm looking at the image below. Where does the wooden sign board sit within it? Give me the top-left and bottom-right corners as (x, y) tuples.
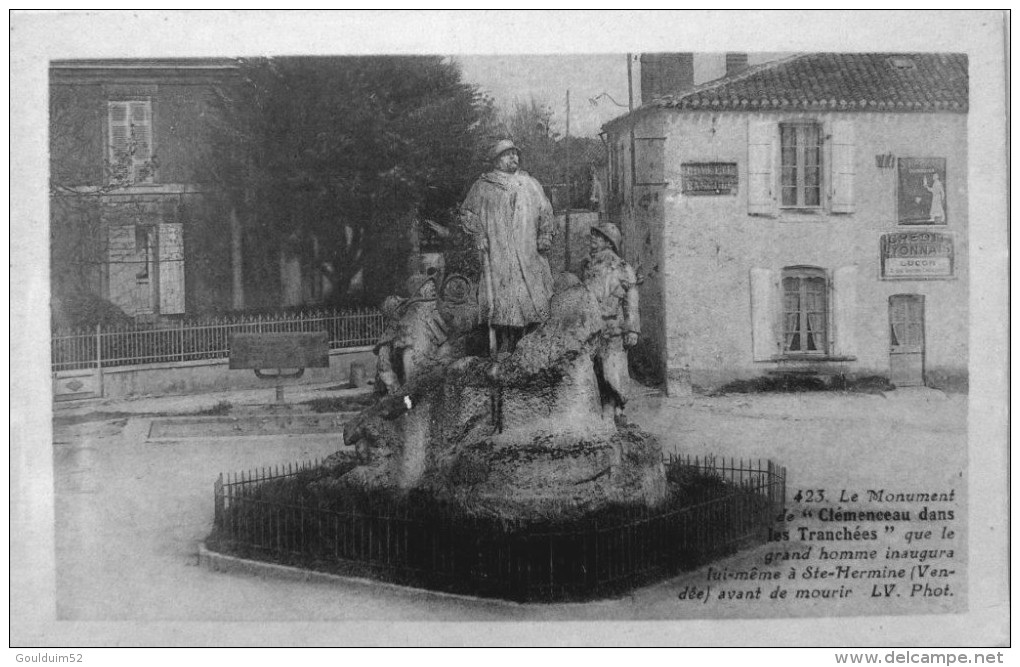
(229, 332), (329, 370)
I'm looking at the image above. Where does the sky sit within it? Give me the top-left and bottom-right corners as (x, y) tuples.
(454, 53), (791, 138)
(454, 54), (633, 138)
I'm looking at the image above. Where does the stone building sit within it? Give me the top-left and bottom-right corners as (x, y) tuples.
(603, 53), (968, 393)
(49, 59), (241, 321)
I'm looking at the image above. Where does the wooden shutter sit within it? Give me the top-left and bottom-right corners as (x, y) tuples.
(750, 267), (779, 361)
(634, 137), (666, 184)
(108, 102), (130, 167)
(108, 100), (153, 183)
(158, 223), (185, 314)
(829, 119), (855, 214)
(128, 101), (153, 181)
(831, 265), (857, 357)
(747, 119), (777, 216)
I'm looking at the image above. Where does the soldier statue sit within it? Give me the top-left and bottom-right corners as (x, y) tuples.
(582, 223), (641, 427)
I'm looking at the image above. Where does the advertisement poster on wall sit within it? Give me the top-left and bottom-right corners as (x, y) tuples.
(897, 157), (948, 225)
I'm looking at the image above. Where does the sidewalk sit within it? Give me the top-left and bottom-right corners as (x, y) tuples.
(52, 379), (371, 420)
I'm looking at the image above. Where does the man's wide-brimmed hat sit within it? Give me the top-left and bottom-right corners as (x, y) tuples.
(592, 222), (622, 253)
(489, 139), (520, 162)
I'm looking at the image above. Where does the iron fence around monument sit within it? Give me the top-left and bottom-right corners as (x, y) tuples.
(208, 454), (786, 602)
(51, 308), (384, 372)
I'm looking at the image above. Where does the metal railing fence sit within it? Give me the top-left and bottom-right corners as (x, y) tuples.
(209, 453), (786, 602)
(51, 308), (385, 372)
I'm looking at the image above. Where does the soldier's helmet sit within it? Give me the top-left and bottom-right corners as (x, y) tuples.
(591, 222), (622, 254)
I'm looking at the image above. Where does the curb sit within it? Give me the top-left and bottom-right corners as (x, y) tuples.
(195, 542), (522, 605)
(196, 542), (625, 608)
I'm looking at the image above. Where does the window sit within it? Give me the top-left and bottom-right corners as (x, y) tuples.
(782, 267), (827, 354)
(108, 100), (154, 184)
(747, 119), (854, 217)
(750, 265), (857, 361)
(780, 123), (822, 207)
(134, 225), (152, 281)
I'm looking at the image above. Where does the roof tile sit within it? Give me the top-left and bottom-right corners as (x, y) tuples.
(652, 52), (968, 113)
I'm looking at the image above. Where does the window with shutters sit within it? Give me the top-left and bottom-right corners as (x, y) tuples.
(108, 100), (154, 184)
(751, 264), (856, 361)
(747, 118), (855, 217)
(781, 267), (828, 355)
(780, 123), (822, 208)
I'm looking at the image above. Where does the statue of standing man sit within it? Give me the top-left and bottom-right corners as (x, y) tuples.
(460, 139), (555, 354)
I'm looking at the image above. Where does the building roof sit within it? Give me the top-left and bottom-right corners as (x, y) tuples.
(50, 58), (239, 70)
(608, 52), (967, 128)
(50, 58), (240, 85)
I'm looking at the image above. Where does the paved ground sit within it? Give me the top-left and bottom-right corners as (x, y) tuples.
(32, 381), (973, 644)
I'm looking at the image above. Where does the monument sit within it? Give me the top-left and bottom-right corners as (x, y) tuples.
(344, 141), (664, 517)
(206, 141), (785, 602)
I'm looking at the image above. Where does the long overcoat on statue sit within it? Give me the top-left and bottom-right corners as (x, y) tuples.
(460, 170), (555, 328)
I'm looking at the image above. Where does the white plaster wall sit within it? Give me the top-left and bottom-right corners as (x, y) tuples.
(657, 111), (968, 390)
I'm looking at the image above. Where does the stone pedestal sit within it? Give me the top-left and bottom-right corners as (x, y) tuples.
(342, 283), (667, 519)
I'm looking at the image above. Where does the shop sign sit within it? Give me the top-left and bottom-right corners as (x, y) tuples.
(681, 162), (738, 195)
(881, 231), (954, 279)
(897, 158), (947, 225)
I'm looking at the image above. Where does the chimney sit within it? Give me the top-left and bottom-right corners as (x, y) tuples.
(640, 53), (694, 104)
(725, 52), (749, 77)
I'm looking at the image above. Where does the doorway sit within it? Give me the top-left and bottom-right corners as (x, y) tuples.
(889, 294), (925, 387)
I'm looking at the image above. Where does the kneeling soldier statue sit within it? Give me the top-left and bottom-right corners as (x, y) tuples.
(582, 223), (640, 427)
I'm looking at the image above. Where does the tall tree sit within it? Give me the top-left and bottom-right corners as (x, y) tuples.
(204, 56), (495, 308)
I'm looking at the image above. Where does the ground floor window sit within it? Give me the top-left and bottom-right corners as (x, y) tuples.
(751, 265), (856, 362)
(782, 267), (827, 354)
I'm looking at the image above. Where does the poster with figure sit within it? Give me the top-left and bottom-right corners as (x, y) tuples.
(898, 158), (948, 225)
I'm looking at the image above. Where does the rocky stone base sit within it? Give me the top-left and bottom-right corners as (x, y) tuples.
(425, 424), (666, 520)
(341, 282), (667, 519)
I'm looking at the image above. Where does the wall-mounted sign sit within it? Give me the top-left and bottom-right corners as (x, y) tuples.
(897, 158), (947, 225)
(881, 231), (954, 279)
(681, 162), (738, 195)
